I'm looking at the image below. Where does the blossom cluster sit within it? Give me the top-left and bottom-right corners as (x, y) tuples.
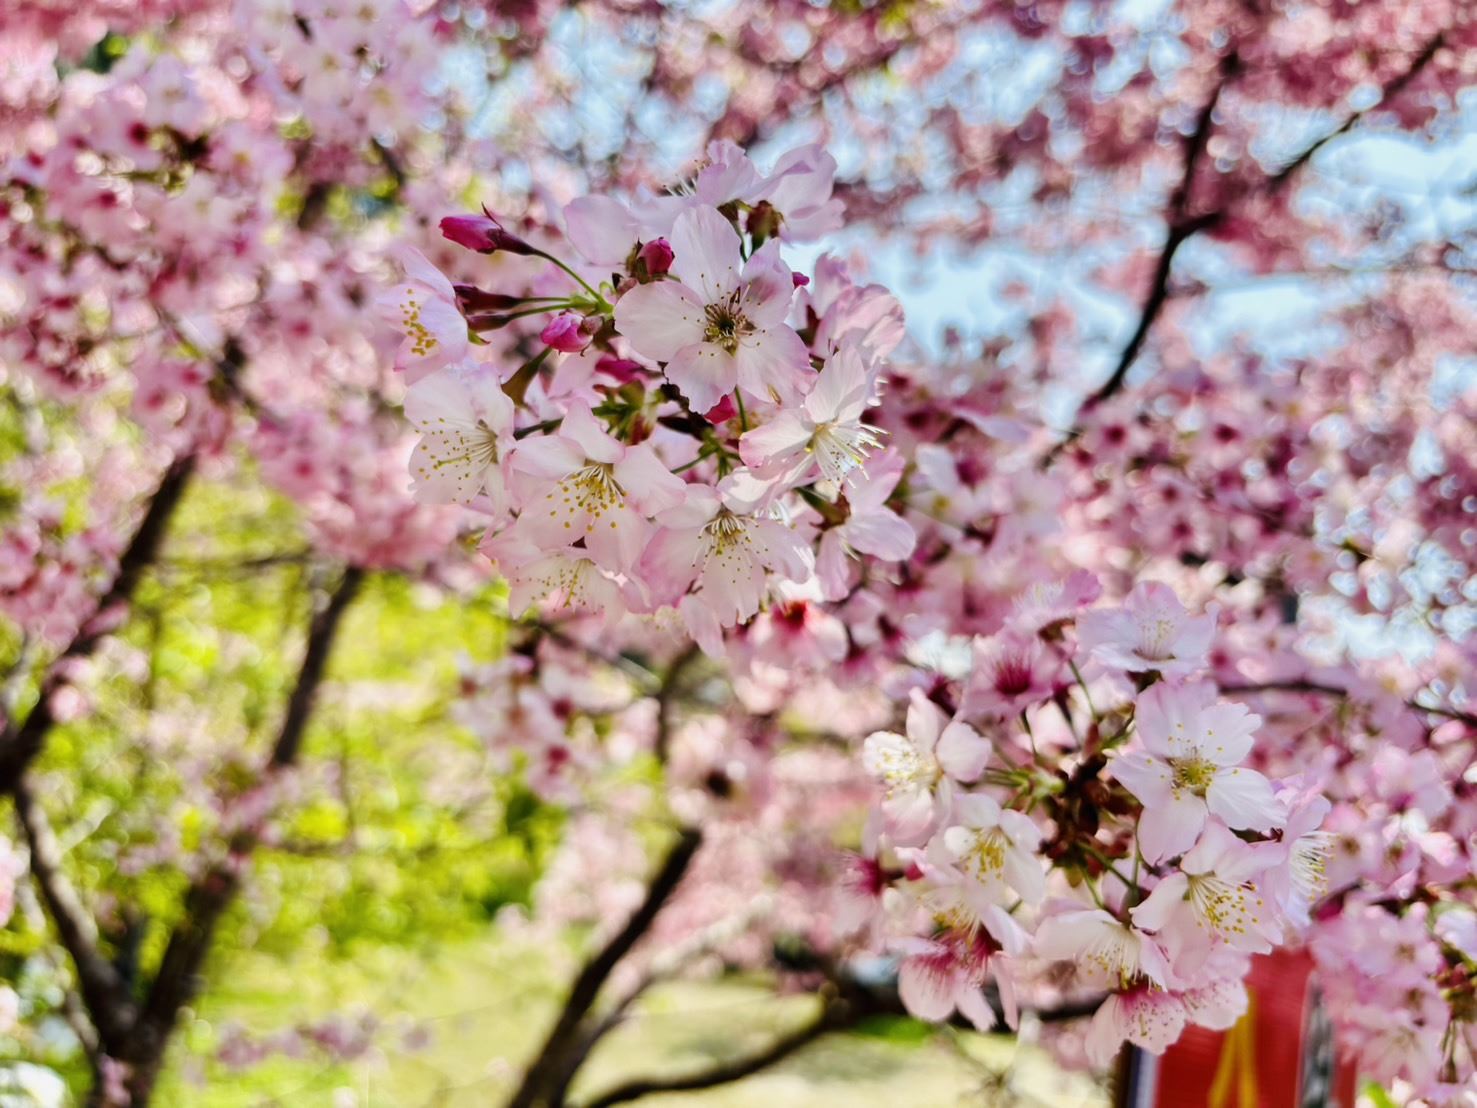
(855, 582), (1325, 1065)
(392, 141), (912, 653)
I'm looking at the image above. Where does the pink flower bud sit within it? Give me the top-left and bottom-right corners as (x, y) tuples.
(440, 213), (536, 255)
(792, 271), (810, 287)
(540, 313), (588, 353)
(638, 237), (674, 276)
(595, 356), (645, 383)
(702, 394), (738, 424)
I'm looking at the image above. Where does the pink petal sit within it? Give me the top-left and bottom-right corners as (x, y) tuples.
(1207, 768), (1285, 833)
(1138, 790), (1207, 863)
(669, 206), (742, 303)
(614, 281), (707, 362)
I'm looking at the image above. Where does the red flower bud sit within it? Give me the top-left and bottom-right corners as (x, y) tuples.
(440, 213), (537, 256)
(638, 237), (674, 276)
(540, 313), (588, 353)
(594, 356), (645, 383)
(702, 394), (738, 424)
(454, 284), (527, 313)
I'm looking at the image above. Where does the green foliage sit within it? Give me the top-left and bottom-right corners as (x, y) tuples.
(1, 432), (567, 1087)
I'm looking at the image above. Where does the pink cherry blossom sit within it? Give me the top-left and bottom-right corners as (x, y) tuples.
(1084, 985), (1188, 1067)
(637, 478), (812, 635)
(1112, 681), (1284, 862)
(861, 689), (990, 843)
(404, 360), (516, 510)
(1131, 820), (1283, 970)
(508, 399), (686, 572)
(377, 248), (469, 383)
(738, 344), (882, 485)
(1078, 581), (1218, 677)
(895, 930), (1005, 1032)
(615, 207), (810, 413)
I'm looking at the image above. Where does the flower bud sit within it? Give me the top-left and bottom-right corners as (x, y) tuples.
(540, 313), (588, 353)
(440, 213), (537, 255)
(454, 284), (527, 314)
(638, 237), (673, 277)
(594, 356), (645, 383)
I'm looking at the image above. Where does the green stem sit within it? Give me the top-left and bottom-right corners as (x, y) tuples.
(734, 389), (749, 432)
(536, 250), (609, 308)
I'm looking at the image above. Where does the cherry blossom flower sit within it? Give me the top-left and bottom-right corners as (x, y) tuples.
(928, 791), (1046, 909)
(862, 689), (990, 843)
(615, 207), (810, 413)
(738, 344), (882, 485)
(1078, 581), (1217, 676)
(1034, 907), (1174, 992)
(404, 360), (516, 510)
(961, 631), (1063, 718)
(895, 930), (1007, 1031)
(1130, 820), (1283, 970)
(508, 400), (686, 571)
(1084, 985), (1188, 1067)
(1112, 681), (1284, 863)
(814, 449), (916, 601)
(1261, 784), (1335, 927)
(637, 478), (811, 637)
(753, 143), (844, 242)
(377, 248), (469, 382)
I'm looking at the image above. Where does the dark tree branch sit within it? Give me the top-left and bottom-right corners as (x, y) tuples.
(1059, 29), (1446, 443)
(1265, 32), (1446, 193)
(13, 777), (137, 1052)
(506, 826), (705, 1108)
(653, 646), (700, 765)
(577, 994), (851, 1108)
(576, 978), (1107, 1108)
(116, 565), (364, 1105)
(0, 455), (195, 794)
(1083, 52), (1238, 411)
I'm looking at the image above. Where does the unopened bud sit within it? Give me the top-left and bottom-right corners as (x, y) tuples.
(540, 313), (589, 353)
(440, 212), (537, 256)
(638, 237), (674, 276)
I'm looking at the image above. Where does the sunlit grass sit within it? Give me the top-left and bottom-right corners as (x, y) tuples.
(158, 938), (1107, 1107)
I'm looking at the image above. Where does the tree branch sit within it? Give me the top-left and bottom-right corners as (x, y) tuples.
(13, 777), (137, 1052)
(1265, 33), (1445, 194)
(1083, 52), (1237, 411)
(654, 646), (700, 765)
(575, 978), (1106, 1108)
(116, 565), (364, 1104)
(1061, 29), (1446, 438)
(506, 826), (705, 1108)
(1221, 679), (1477, 730)
(0, 455), (195, 794)
(577, 993), (852, 1108)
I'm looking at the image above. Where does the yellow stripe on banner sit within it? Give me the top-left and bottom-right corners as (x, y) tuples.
(1208, 995), (1260, 1108)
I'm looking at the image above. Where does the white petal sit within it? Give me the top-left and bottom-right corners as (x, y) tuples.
(1207, 768), (1285, 833)
(735, 326), (810, 406)
(614, 281), (707, 362)
(563, 195), (638, 266)
(1138, 791), (1207, 863)
(663, 343), (735, 415)
(669, 206), (742, 303)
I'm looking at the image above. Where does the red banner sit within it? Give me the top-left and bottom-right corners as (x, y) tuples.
(1119, 948), (1360, 1108)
